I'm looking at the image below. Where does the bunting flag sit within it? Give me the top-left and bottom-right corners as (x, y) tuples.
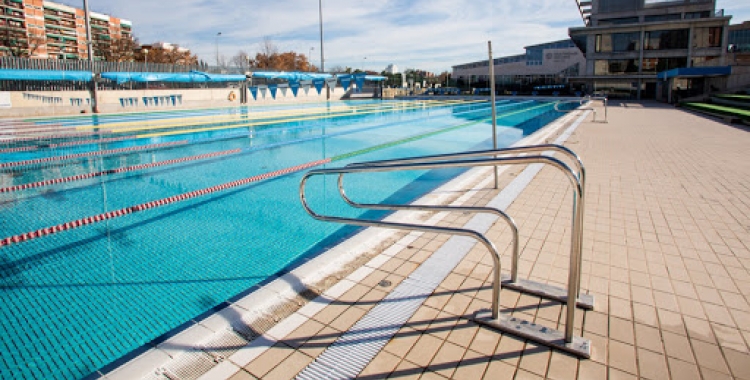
(279, 83), (289, 97)
(326, 77), (337, 91)
(249, 86), (258, 100)
(313, 78), (325, 94)
(258, 85), (268, 98)
(268, 84), (278, 99)
(289, 81), (300, 97)
(301, 80), (312, 95)
(339, 75), (352, 91)
(353, 73), (366, 90)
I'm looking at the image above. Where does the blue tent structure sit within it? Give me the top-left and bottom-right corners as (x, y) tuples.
(0, 69), (93, 82)
(101, 71), (246, 84)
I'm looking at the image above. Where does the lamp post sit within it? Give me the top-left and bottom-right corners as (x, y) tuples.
(215, 32), (222, 67)
(143, 48), (148, 71)
(309, 47), (314, 71)
(318, 0), (324, 73)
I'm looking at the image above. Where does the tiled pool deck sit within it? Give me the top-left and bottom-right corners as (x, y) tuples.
(110, 100), (750, 379)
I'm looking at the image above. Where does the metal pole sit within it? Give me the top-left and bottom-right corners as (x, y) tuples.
(83, 0), (98, 113)
(488, 41), (498, 188)
(215, 32), (222, 67)
(319, 0), (328, 100)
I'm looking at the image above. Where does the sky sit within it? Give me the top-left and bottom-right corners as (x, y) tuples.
(57, 0), (750, 73)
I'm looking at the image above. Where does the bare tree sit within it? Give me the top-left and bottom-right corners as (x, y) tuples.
(230, 50), (251, 72)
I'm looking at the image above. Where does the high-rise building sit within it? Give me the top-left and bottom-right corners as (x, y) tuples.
(0, 0), (132, 60)
(568, 0), (731, 99)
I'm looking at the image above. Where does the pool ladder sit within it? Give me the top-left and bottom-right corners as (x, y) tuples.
(299, 144), (593, 358)
(556, 95), (608, 123)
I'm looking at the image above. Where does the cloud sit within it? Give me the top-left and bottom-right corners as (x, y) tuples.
(53, 0), (750, 73)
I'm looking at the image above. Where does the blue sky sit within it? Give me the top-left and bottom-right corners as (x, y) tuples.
(59, 0), (750, 73)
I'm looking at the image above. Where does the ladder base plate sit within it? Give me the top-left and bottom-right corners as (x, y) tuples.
(501, 275), (595, 310)
(474, 310), (591, 358)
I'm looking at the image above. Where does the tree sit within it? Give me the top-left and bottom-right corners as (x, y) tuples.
(246, 37), (317, 72)
(230, 50), (251, 73)
(139, 45), (198, 65)
(99, 36), (140, 62)
(0, 24), (44, 57)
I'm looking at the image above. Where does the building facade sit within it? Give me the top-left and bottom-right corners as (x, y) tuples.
(569, 0), (731, 99)
(0, 0), (132, 60)
(452, 39), (586, 95)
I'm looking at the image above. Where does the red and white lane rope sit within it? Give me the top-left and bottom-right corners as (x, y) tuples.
(0, 158), (331, 247)
(0, 140), (188, 169)
(0, 148), (242, 193)
(0, 135), (137, 154)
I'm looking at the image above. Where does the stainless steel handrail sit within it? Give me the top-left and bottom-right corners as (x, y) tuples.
(299, 154), (583, 343)
(344, 144), (585, 290)
(585, 95), (608, 122)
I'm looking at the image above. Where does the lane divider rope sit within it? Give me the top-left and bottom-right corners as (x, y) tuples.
(0, 159), (331, 247)
(0, 141), (188, 169)
(0, 149), (241, 193)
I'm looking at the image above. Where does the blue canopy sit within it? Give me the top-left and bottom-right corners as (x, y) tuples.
(0, 69), (93, 82)
(101, 71), (246, 84)
(657, 66), (731, 80)
(250, 71), (333, 81)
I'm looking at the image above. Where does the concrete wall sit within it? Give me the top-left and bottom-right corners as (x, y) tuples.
(0, 87), (349, 118)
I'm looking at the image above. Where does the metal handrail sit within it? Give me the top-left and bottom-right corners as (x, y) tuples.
(555, 96), (608, 123)
(344, 144), (585, 289)
(300, 154), (583, 343)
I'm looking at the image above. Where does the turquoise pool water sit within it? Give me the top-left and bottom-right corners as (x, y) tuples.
(0, 99), (573, 379)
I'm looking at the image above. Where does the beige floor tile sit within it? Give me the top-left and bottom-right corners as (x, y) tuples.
(262, 351), (313, 380)
(636, 348), (668, 380)
(243, 343), (294, 378)
(723, 348), (750, 380)
(607, 340), (637, 375)
(405, 333), (444, 367)
(691, 338), (731, 374)
(359, 350), (403, 379)
(667, 357), (701, 380)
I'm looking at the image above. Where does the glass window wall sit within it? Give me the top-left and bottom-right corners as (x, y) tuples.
(596, 32), (641, 52)
(645, 29), (689, 50)
(594, 59), (639, 75)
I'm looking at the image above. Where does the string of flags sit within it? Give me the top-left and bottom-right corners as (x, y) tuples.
(248, 73), (373, 100)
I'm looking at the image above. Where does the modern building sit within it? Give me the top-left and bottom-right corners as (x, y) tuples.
(0, 0), (132, 60)
(452, 39), (586, 95)
(568, 0), (731, 99)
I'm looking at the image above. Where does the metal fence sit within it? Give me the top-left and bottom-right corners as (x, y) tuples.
(0, 56), (207, 73)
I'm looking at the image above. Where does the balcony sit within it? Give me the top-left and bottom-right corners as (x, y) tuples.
(575, 0), (591, 26)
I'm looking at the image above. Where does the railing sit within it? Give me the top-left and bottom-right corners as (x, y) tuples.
(300, 145), (592, 357)
(555, 95), (607, 123)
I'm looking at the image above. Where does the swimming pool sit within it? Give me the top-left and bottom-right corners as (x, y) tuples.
(0, 99), (574, 379)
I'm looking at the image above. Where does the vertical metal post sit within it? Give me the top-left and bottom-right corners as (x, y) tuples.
(488, 41), (498, 189)
(83, 0), (98, 113)
(319, 0), (329, 100)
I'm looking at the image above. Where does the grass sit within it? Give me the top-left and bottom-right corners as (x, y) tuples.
(683, 102), (750, 121)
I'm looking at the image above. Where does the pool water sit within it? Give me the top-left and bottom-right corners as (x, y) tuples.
(0, 99), (573, 379)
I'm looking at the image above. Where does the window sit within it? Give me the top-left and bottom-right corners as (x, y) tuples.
(644, 14), (681, 22)
(640, 57), (687, 72)
(685, 11), (710, 19)
(597, 17), (639, 26)
(594, 59), (639, 75)
(693, 27), (723, 48)
(645, 29), (689, 50)
(596, 32), (641, 52)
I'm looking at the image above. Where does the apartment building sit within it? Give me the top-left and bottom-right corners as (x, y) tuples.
(0, 0), (132, 59)
(568, 0), (731, 99)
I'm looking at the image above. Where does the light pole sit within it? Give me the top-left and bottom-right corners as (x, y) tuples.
(318, 0), (324, 73)
(143, 48), (148, 71)
(309, 47), (314, 71)
(215, 32), (222, 67)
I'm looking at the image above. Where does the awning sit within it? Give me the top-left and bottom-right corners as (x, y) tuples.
(657, 66), (732, 81)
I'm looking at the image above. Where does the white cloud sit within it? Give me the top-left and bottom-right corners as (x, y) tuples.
(55, 0), (750, 73)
